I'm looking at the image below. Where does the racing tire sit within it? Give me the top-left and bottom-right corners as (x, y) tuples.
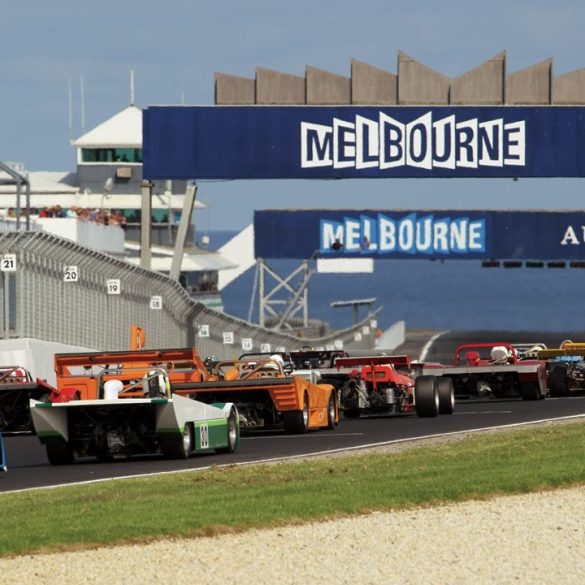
(96, 449), (114, 463)
(548, 365), (570, 397)
(160, 423), (192, 459)
(415, 376), (439, 418)
(283, 393), (309, 434)
(46, 442), (75, 465)
(437, 377), (455, 415)
(326, 394), (336, 429)
(343, 408), (361, 419)
(216, 407), (239, 454)
(520, 382), (540, 401)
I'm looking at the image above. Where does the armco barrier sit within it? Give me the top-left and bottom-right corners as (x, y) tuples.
(0, 231), (378, 357)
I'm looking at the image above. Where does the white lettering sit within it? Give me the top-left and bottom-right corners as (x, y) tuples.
(301, 113), (526, 171)
(434, 221), (450, 253)
(468, 221), (484, 250)
(344, 218), (361, 251)
(333, 118), (355, 169)
(301, 122), (332, 168)
(560, 226), (579, 246)
(503, 121), (525, 166)
(398, 216), (415, 251)
(355, 115), (379, 169)
(378, 216), (396, 251)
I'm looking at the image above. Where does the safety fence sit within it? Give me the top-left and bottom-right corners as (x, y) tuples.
(0, 231), (379, 358)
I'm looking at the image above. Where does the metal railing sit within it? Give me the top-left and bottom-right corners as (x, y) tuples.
(0, 231), (379, 357)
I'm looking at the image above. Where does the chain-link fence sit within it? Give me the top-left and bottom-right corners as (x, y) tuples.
(0, 231), (379, 357)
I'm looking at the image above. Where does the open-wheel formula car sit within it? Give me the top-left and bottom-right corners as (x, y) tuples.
(0, 366), (56, 434)
(423, 342), (547, 400)
(334, 355), (455, 418)
(176, 353), (338, 433)
(30, 349), (239, 465)
(538, 341), (585, 397)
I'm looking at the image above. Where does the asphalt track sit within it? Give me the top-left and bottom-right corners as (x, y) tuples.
(2, 396), (585, 493)
(2, 329), (585, 494)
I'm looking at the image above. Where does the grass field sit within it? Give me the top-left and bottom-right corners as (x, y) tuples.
(1, 421), (585, 557)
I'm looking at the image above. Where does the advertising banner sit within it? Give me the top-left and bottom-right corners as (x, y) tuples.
(143, 106), (585, 179)
(254, 209), (585, 261)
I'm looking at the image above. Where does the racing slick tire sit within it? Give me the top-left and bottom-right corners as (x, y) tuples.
(96, 449), (114, 463)
(343, 408), (361, 419)
(283, 393), (309, 434)
(548, 365), (570, 397)
(160, 423), (192, 459)
(216, 407), (239, 453)
(326, 393), (336, 429)
(520, 382), (540, 401)
(46, 442), (75, 465)
(415, 376), (439, 418)
(437, 377), (455, 415)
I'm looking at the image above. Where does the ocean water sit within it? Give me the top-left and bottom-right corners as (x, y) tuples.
(203, 231), (585, 333)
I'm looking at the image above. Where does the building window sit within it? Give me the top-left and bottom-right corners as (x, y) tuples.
(81, 148), (142, 163)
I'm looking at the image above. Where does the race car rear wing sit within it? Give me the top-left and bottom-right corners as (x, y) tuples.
(334, 355), (411, 369)
(54, 348), (205, 375)
(538, 343), (585, 359)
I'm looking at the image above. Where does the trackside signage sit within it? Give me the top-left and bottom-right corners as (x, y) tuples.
(319, 213), (486, 255)
(301, 114), (524, 170)
(143, 106), (585, 179)
(253, 210), (585, 261)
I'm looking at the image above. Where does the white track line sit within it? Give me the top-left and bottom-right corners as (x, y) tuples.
(4, 413), (585, 495)
(418, 330), (449, 362)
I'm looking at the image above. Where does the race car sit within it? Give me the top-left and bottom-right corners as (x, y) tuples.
(177, 353), (338, 433)
(422, 342), (547, 400)
(30, 349), (239, 464)
(240, 349), (349, 392)
(0, 366), (57, 434)
(538, 341), (585, 397)
(334, 355), (455, 418)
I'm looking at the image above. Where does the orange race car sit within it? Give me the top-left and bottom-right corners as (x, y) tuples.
(172, 354), (338, 433)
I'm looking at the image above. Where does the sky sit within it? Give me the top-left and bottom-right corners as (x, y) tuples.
(2, 0), (585, 230)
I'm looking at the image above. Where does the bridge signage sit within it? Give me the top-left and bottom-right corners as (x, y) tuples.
(254, 209), (585, 261)
(143, 106), (585, 180)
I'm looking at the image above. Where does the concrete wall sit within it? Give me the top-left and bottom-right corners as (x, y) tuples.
(553, 68), (585, 104)
(77, 164), (186, 197)
(506, 59), (552, 105)
(351, 59), (397, 104)
(397, 51), (450, 105)
(0, 338), (95, 385)
(451, 51), (505, 105)
(37, 218), (125, 254)
(215, 51), (585, 106)
(306, 66), (351, 104)
(215, 72), (255, 105)
(256, 67), (305, 104)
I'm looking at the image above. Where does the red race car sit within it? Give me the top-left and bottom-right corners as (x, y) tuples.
(0, 365), (56, 434)
(335, 355), (454, 418)
(422, 342), (547, 401)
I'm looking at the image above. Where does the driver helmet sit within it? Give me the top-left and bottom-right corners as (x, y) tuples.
(490, 346), (510, 363)
(268, 354), (285, 370)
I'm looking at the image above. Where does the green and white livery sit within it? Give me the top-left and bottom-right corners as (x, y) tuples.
(30, 393), (240, 465)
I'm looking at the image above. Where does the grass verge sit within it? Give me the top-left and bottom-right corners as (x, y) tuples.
(1, 421), (585, 557)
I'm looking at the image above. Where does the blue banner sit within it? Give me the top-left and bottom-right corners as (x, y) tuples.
(254, 210), (585, 260)
(143, 106), (585, 179)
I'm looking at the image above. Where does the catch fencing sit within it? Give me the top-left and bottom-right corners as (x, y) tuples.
(0, 231), (378, 357)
